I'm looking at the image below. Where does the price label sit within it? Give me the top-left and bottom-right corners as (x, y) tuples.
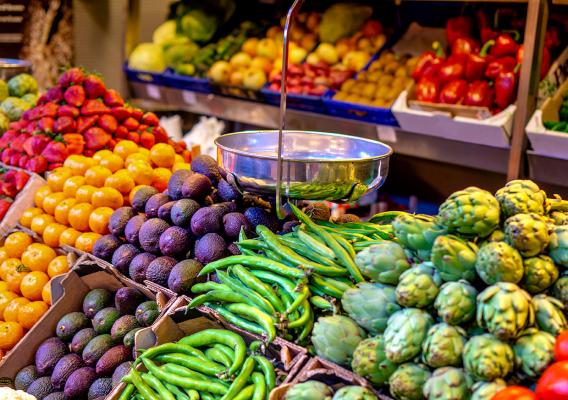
(183, 90), (197, 105)
(146, 84), (161, 100)
(376, 126), (397, 143)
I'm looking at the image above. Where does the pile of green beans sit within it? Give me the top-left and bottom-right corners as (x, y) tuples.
(119, 329), (276, 400)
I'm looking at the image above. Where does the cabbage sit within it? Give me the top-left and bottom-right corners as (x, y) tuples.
(180, 9), (218, 43)
(319, 3), (373, 44)
(128, 43), (166, 72)
(164, 40), (200, 67)
(153, 20), (177, 46)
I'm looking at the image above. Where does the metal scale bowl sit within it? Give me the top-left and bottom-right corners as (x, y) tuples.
(215, 0), (392, 216)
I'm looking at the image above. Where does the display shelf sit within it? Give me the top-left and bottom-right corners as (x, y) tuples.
(527, 151), (568, 187)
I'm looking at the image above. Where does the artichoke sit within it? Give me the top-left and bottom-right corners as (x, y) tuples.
(332, 386), (377, 400)
(434, 280), (477, 326)
(520, 255), (559, 294)
(532, 294), (568, 335)
(285, 381), (334, 400)
(437, 187), (500, 238)
(504, 213), (550, 257)
(485, 229), (506, 243)
(389, 363), (431, 400)
(354, 242), (411, 285)
(513, 328), (555, 378)
(475, 242), (523, 285)
(421, 323), (467, 368)
(470, 380), (507, 400)
(477, 282), (534, 340)
(395, 263), (442, 308)
(550, 211), (568, 225)
(423, 367), (472, 400)
(463, 334), (514, 381)
(384, 308), (434, 363)
(392, 214), (445, 261)
(342, 283), (401, 335)
(549, 225), (568, 267)
(431, 234), (478, 282)
(495, 180), (548, 218)
(312, 315), (366, 367)
(553, 275), (568, 308)
(352, 336), (397, 386)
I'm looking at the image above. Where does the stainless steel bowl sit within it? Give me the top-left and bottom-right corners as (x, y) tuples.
(216, 130), (392, 202)
(0, 58), (32, 81)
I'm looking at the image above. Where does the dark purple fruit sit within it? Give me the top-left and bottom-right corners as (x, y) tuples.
(108, 207), (136, 237)
(168, 170), (191, 201)
(35, 337), (68, 375)
(171, 199), (200, 227)
(83, 288), (113, 318)
(146, 256), (177, 286)
(194, 233), (226, 264)
(92, 234), (123, 261)
(158, 201), (176, 222)
(159, 226), (192, 258)
(223, 212), (251, 240)
(167, 259), (203, 294)
(217, 179), (240, 202)
(27, 377), (54, 400)
(70, 328), (97, 354)
(190, 207), (221, 236)
(244, 207), (279, 232)
(190, 155), (221, 184)
(227, 242), (241, 255)
(145, 193), (170, 218)
(181, 173), (212, 200)
(282, 220), (300, 233)
(96, 345), (132, 376)
(112, 361), (133, 386)
(211, 202), (237, 217)
(139, 218), (170, 254)
(64, 367), (97, 397)
(129, 252), (157, 283)
(131, 186), (159, 212)
(111, 244), (141, 274)
(115, 287), (144, 315)
(124, 214), (147, 246)
(14, 365), (39, 391)
(51, 353), (84, 389)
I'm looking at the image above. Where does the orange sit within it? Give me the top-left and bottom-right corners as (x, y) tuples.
(0, 292), (18, 316)
(30, 214), (55, 236)
(113, 140), (139, 160)
(89, 207), (113, 234)
(0, 282), (8, 292)
(152, 168), (171, 192)
(42, 281), (52, 305)
(4, 232), (33, 258)
(5, 264), (28, 294)
(174, 154), (184, 165)
(42, 192), (66, 215)
(47, 255), (69, 278)
(64, 155), (95, 176)
(75, 233), (102, 253)
(59, 228), (81, 248)
(150, 143), (176, 168)
(98, 153), (124, 172)
(138, 147), (150, 157)
(47, 167), (73, 192)
(54, 198), (77, 225)
(125, 153), (150, 167)
(129, 185), (146, 205)
(21, 243), (56, 273)
(0, 248), (7, 265)
(3, 297), (30, 322)
(42, 223), (67, 248)
(75, 185), (97, 203)
(105, 173), (135, 195)
(0, 321), (24, 350)
(0, 258), (20, 281)
(17, 301), (48, 329)
(68, 203), (94, 232)
(127, 161), (154, 185)
(93, 149), (113, 163)
(172, 162), (191, 172)
(19, 208), (44, 228)
(63, 176), (86, 198)
(20, 271), (49, 301)
(34, 186), (52, 208)
(91, 187), (124, 209)
(85, 166), (113, 188)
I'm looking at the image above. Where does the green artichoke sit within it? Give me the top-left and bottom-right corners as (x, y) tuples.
(532, 294), (568, 336)
(495, 180), (548, 218)
(550, 211), (568, 225)
(395, 263), (442, 308)
(421, 323), (467, 368)
(475, 242), (523, 285)
(477, 282), (534, 340)
(0, 80), (7, 102)
(463, 334), (514, 381)
(434, 280), (477, 326)
(332, 386), (377, 400)
(389, 363), (431, 400)
(384, 308), (434, 363)
(549, 225), (568, 267)
(7, 73), (38, 97)
(437, 187), (500, 238)
(470, 380), (507, 400)
(504, 213), (550, 257)
(352, 336), (397, 386)
(285, 381), (334, 400)
(392, 214), (445, 261)
(513, 328), (555, 378)
(553, 275), (568, 308)
(520, 255), (559, 294)
(342, 283), (401, 335)
(312, 315), (366, 367)
(431, 234), (478, 282)
(423, 367), (472, 400)
(354, 242), (411, 285)
(485, 229), (506, 243)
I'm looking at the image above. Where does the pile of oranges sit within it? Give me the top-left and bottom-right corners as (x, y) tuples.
(19, 141), (190, 253)
(0, 231), (70, 355)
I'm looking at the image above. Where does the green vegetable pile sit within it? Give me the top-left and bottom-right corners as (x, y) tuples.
(120, 329), (275, 400)
(0, 73), (38, 132)
(285, 381), (377, 400)
(543, 90), (568, 133)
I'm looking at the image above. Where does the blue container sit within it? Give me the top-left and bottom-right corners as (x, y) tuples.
(123, 64), (167, 86)
(261, 87), (325, 113)
(160, 69), (212, 94)
(323, 94), (399, 126)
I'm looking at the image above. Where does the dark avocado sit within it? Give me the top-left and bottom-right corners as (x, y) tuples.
(27, 376), (54, 400)
(159, 226), (192, 258)
(217, 179), (240, 202)
(181, 173), (212, 200)
(92, 307), (121, 334)
(227, 242), (241, 255)
(282, 220), (300, 233)
(35, 337), (68, 375)
(92, 234), (123, 261)
(129, 252), (157, 283)
(124, 214), (148, 246)
(70, 327), (97, 354)
(157, 201), (176, 222)
(88, 377), (112, 400)
(167, 259), (204, 294)
(194, 233), (226, 264)
(83, 288), (113, 318)
(82, 334), (113, 366)
(190, 155), (221, 184)
(135, 301), (159, 326)
(170, 199), (200, 227)
(190, 207), (221, 236)
(138, 218), (170, 254)
(131, 186), (159, 212)
(95, 345), (132, 376)
(223, 212), (251, 240)
(51, 353), (84, 389)
(44, 393), (66, 400)
(112, 361), (133, 386)
(108, 207), (136, 237)
(145, 193), (170, 218)
(114, 287), (144, 315)
(56, 312), (90, 342)
(111, 243), (141, 274)
(64, 367), (97, 397)
(146, 256), (177, 286)
(14, 365), (39, 391)
(123, 327), (143, 347)
(244, 207), (279, 232)
(110, 315), (140, 342)
(168, 170), (191, 201)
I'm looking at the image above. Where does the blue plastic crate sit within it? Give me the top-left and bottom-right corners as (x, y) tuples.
(261, 86), (325, 113)
(123, 64), (167, 86)
(160, 69), (212, 94)
(323, 94), (399, 126)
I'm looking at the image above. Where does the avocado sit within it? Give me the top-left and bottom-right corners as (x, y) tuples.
(217, 179), (240, 202)
(146, 256), (177, 286)
(88, 377), (112, 400)
(92, 307), (120, 334)
(181, 173), (212, 200)
(171, 199), (200, 228)
(111, 243), (141, 274)
(95, 345), (132, 376)
(210, 188), (222, 203)
(124, 214), (147, 246)
(108, 207), (136, 237)
(244, 207), (279, 232)
(282, 220), (300, 233)
(44, 393), (66, 400)
(114, 287), (144, 315)
(168, 169), (191, 201)
(56, 312), (90, 342)
(157, 201), (176, 223)
(128, 252), (157, 283)
(227, 242), (241, 255)
(190, 207), (221, 236)
(212, 201), (237, 215)
(159, 226), (192, 258)
(223, 212), (251, 240)
(70, 327), (97, 354)
(123, 327), (142, 347)
(91, 234), (123, 262)
(111, 315), (140, 342)
(135, 301), (158, 325)
(167, 259), (204, 294)
(190, 155), (221, 184)
(145, 193), (170, 218)
(51, 353), (84, 389)
(14, 365), (39, 391)
(27, 376), (54, 400)
(112, 361), (133, 386)
(194, 233), (226, 264)
(138, 218), (170, 253)
(35, 337), (68, 375)
(131, 186), (159, 212)
(64, 367), (97, 397)
(302, 202), (331, 221)
(83, 288), (113, 318)
(82, 334), (113, 366)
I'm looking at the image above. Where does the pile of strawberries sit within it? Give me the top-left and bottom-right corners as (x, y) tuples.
(0, 68), (188, 174)
(0, 167), (30, 220)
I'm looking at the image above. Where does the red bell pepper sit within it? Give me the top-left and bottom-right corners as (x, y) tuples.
(464, 81), (494, 107)
(451, 38), (480, 62)
(516, 45), (551, 80)
(545, 26), (562, 52)
(439, 79), (468, 104)
(477, 10), (498, 44)
(439, 57), (465, 83)
(416, 77), (440, 103)
(491, 32), (520, 58)
(495, 65), (521, 109)
(412, 42), (445, 81)
(485, 56), (516, 80)
(446, 16), (473, 46)
(465, 40), (495, 81)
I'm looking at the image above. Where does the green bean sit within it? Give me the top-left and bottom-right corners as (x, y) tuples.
(369, 211), (406, 224)
(183, 389), (200, 400)
(237, 239), (267, 251)
(136, 343), (206, 365)
(164, 383), (191, 400)
(248, 270), (296, 295)
(296, 228), (335, 258)
(216, 270), (276, 316)
(232, 265), (285, 313)
(316, 275), (353, 293)
(239, 247), (258, 256)
(199, 256), (306, 279)
(277, 286), (299, 322)
(128, 368), (160, 400)
(213, 343), (235, 361)
(220, 357), (256, 400)
(118, 383), (135, 400)
(310, 275), (344, 299)
(155, 353), (225, 376)
(239, 226), (249, 241)
(278, 236), (342, 268)
(141, 372), (176, 400)
(206, 347), (232, 369)
(188, 290), (256, 309)
(249, 340), (262, 353)
(309, 295), (336, 312)
(233, 385), (255, 400)
(251, 372), (266, 400)
(225, 303), (276, 342)
(207, 303), (267, 337)
(298, 306), (314, 343)
(353, 240), (384, 250)
(133, 395), (144, 400)
(253, 355), (276, 391)
(192, 282), (227, 293)
(162, 363), (229, 388)
(334, 235), (356, 260)
(201, 393), (214, 400)
(284, 282), (310, 317)
(286, 299), (311, 329)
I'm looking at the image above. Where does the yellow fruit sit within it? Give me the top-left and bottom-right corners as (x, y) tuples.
(54, 198), (77, 225)
(34, 186), (52, 208)
(47, 167), (73, 192)
(0, 258), (20, 281)
(17, 301), (48, 329)
(47, 256), (69, 278)
(85, 166), (113, 188)
(63, 176), (86, 198)
(91, 187), (124, 209)
(150, 143), (176, 168)
(127, 161), (154, 185)
(88, 207), (113, 234)
(3, 297), (30, 322)
(21, 243), (57, 273)
(75, 233), (102, 253)
(75, 185), (97, 203)
(105, 173), (135, 195)
(0, 321), (24, 350)
(114, 140), (139, 160)
(99, 153), (124, 172)
(0, 292), (18, 317)
(42, 281), (52, 305)
(93, 149), (113, 163)
(19, 208), (44, 228)
(59, 228), (81, 248)
(42, 223), (67, 248)
(0, 282), (8, 292)
(68, 203), (94, 232)
(42, 192), (67, 215)
(4, 232), (33, 259)
(152, 168), (171, 193)
(64, 155), (95, 176)
(30, 214), (56, 235)
(125, 153), (150, 167)
(20, 271), (50, 301)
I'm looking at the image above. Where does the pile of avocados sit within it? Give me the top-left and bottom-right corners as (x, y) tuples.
(14, 287), (159, 400)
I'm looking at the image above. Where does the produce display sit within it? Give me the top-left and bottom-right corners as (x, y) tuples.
(0, 168), (31, 221)
(543, 90), (568, 133)
(0, 73), (39, 132)
(16, 286), (158, 399)
(285, 381), (377, 400)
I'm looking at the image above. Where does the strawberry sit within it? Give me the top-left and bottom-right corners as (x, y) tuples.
(18, 154), (29, 169)
(137, 124), (149, 133)
(48, 163), (63, 171)
(36, 94), (48, 105)
(22, 109), (32, 121)
(103, 89), (125, 107)
(41, 139), (68, 163)
(98, 114), (117, 132)
(9, 153), (21, 166)
(84, 127), (110, 150)
(131, 109), (144, 120)
(37, 117), (55, 132)
(153, 126), (168, 143)
(81, 99), (110, 115)
(107, 138), (117, 149)
(12, 133), (30, 152)
(45, 86), (64, 102)
(13, 170), (29, 190)
(57, 105), (80, 118)
(64, 85), (86, 107)
(26, 155), (48, 174)
(77, 115), (99, 133)
(110, 106), (132, 121)
(141, 112), (159, 126)
(58, 67), (85, 87)
(23, 136), (34, 156)
(23, 121), (37, 135)
(84, 74), (107, 99)
(2, 181), (17, 197)
(83, 149), (95, 157)
(30, 134), (51, 155)
(0, 130), (19, 148)
(122, 117), (139, 131)
(54, 116), (77, 133)
(1, 148), (15, 164)
(39, 103), (59, 118)
(126, 131), (140, 144)
(0, 199), (11, 220)
(115, 125), (128, 139)
(140, 131), (156, 149)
